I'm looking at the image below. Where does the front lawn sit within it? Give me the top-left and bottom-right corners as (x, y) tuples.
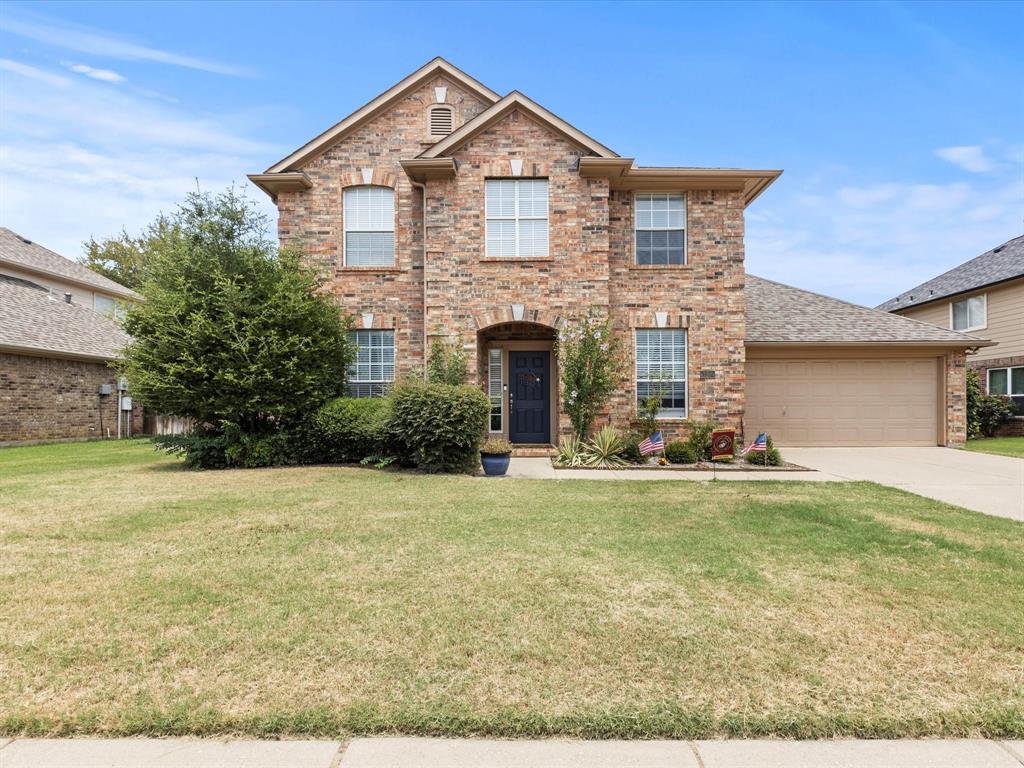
(964, 435), (1024, 458)
(1, 440), (1022, 739)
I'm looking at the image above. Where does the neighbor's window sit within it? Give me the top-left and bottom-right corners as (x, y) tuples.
(951, 294), (986, 331)
(94, 295), (114, 316)
(635, 193), (686, 265)
(347, 329), (395, 397)
(344, 186), (395, 267)
(988, 366), (1024, 416)
(485, 179), (549, 258)
(635, 329), (687, 418)
(488, 347), (503, 432)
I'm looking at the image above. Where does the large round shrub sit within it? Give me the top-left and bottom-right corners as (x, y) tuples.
(389, 383), (490, 473)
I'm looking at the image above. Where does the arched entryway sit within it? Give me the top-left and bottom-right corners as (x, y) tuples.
(477, 321), (559, 446)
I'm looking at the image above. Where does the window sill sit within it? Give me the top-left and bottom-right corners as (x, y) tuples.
(955, 325), (987, 333)
(340, 266), (403, 273)
(480, 257), (555, 263)
(628, 263), (691, 271)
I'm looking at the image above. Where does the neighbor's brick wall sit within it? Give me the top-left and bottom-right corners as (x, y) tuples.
(971, 354), (1024, 437)
(275, 75), (490, 377)
(0, 352), (144, 443)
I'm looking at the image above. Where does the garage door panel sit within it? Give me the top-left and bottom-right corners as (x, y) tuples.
(746, 356), (938, 447)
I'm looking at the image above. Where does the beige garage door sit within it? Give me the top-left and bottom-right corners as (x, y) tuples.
(746, 357), (939, 446)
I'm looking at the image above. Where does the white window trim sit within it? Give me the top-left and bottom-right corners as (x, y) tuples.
(485, 178), (549, 259)
(347, 329), (396, 397)
(988, 365), (1024, 396)
(634, 191), (687, 266)
(342, 185), (397, 268)
(488, 347), (503, 433)
(949, 293), (987, 332)
(634, 328), (688, 420)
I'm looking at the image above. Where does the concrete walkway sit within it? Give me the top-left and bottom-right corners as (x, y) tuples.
(3, 737), (1023, 767)
(784, 447), (1024, 521)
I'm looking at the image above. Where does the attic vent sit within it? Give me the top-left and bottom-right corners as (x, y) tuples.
(428, 105), (454, 138)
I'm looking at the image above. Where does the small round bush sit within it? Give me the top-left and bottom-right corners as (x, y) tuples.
(745, 435), (783, 466)
(306, 396), (393, 463)
(664, 440), (695, 464)
(620, 433), (645, 464)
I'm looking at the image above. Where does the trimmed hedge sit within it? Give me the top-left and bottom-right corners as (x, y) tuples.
(664, 440), (696, 464)
(307, 396), (393, 463)
(389, 383), (490, 473)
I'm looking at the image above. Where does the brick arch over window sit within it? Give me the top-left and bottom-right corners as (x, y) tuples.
(339, 169), (397, 189)
(473, 307), (565, 331)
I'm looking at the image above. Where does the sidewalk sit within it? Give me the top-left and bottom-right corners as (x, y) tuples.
(3, 737), (1023, 767)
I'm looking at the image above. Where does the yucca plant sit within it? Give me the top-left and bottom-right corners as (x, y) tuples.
(555, 434), (586, 467)
(583, 425), (627, 468)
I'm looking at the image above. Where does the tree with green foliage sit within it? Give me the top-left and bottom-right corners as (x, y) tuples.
(426, 337), (468, 385)
(79, 218), (173, 291)
(120, 189), (354, 457)
(556, 312), (622, 439)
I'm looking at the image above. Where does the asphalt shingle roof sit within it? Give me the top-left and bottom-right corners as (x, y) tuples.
(745, 274), (989, 346)
(0, 276), (131, 360)
(0, 227), (140, 301)
(876, 234), (1024, 312)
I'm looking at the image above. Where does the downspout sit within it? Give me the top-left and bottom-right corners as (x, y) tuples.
(410, 179), (428, 381)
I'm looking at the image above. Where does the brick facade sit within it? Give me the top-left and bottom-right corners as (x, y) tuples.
(0, 353), (144, 444)
(970, 354), (1024, 437)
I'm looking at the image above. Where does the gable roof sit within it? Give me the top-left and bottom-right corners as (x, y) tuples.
(417, 90), (617, 159)
(745, 274), (992, 347)
(265, 58), (500, 173)
(876, 234), (1024, 312)
(0, 228), (140, 301)
(0, 275), (131, 361)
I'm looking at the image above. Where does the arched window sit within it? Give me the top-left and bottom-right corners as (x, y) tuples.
(343, 186), (395, 267)
(428, 104), (454, 138)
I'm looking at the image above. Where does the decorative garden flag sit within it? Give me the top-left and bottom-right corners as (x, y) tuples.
(711, 429), (736, 461)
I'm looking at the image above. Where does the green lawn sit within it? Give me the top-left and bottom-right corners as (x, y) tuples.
(964, 435), (1024, 458)
(1, 440), (1022, 739)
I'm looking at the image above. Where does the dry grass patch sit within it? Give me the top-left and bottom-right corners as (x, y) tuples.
(1, 440), (1022, 738)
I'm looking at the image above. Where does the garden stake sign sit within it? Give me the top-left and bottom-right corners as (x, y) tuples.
(711, 429), (735, 461)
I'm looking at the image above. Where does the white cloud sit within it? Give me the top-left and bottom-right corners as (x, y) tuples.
(935, 145), (996, 173)
(65, 62), (125, 83)
(0, 11), (249, 76)
(746, 171), (1022, 307)
(0, 59), (278, 260)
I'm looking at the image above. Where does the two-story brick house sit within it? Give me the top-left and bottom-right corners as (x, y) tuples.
(250, 58), (989, 448)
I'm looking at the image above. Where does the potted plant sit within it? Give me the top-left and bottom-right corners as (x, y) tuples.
(480, 437), (513, 476)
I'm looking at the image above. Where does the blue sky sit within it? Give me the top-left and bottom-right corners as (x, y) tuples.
(1, 0), (1021, 305)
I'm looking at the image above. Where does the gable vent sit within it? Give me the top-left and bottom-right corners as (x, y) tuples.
(429, 105), (454, 138)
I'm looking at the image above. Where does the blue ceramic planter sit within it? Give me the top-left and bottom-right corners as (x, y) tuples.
(480, 452), (511, 476)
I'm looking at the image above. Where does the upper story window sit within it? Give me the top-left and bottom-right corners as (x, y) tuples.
(485, 179), (549, 258)
(343, 186), (395, 267)
(94, 294), (127, 321)
(951, 294), (986, 331)
(347, 329), (395, 397)
(635, 329), (688, 419)
(428, 105), (455, 138)
(988, 366), (1024, 416)
(635, 193), (686, 265)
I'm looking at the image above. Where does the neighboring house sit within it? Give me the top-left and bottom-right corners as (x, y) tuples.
(879, 235), (1024, 435)
(249, 58), (989, 448)
(0, 230), (143, 443)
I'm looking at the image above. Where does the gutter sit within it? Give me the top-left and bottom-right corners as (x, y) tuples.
(410, 179), (429, 381)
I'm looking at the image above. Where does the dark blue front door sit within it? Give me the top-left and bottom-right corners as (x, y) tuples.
(509, 351), (550, 443)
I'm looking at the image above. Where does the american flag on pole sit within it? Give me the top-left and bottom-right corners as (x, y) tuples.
(741, 432), (768, 455)
(639, 431), (665, 456)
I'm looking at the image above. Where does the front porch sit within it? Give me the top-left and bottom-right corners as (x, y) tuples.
(477, 321), (562, 447)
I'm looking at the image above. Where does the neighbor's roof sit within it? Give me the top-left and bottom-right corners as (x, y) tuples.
(0, 227), (140, 301)
(745, 274), (993, 346)
(876, 234), (1024, 312)
(0, 275), (131, 361)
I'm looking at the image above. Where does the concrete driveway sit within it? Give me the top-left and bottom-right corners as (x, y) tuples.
(784, 447), (1024, 521)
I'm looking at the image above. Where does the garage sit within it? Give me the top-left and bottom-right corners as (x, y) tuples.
(743, 275), (992, 448)
(745, 356), (940, 446)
